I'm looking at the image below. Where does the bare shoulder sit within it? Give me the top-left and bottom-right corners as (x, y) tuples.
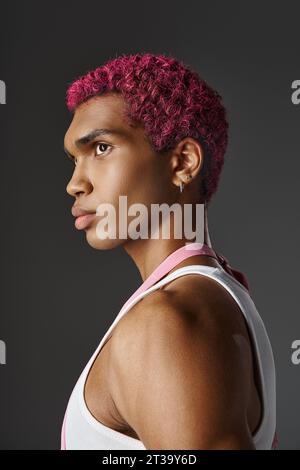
(113, 272), (251, 350)
(108, 274), (255, 449)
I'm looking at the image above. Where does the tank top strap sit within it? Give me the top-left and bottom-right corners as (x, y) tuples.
(119, 243), (217, 315)
(120, 243), (250, 317)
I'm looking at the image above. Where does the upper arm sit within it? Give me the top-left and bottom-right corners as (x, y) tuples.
(109, 292), (255, 450)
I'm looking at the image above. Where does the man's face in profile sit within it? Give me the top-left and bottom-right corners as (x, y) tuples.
(64, 93), (173, 250)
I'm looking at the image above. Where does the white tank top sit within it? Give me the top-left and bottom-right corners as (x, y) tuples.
(61, 264), (277, 450)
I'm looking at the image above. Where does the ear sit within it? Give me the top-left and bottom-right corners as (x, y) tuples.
(169, 137), (204, 188)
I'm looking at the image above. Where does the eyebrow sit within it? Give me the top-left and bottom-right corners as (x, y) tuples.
(63, 127), (128, 158)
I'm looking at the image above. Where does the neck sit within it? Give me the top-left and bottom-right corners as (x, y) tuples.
(123, 201), (217, 281)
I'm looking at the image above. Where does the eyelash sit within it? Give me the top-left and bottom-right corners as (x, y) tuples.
(69, 142), (112, 165)
(95, 142), (112, 157)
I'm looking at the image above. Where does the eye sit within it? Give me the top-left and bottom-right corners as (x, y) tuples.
(95, 142), (112, 157)
(65, 151), (77, 166)
(68, 155), (77, 166)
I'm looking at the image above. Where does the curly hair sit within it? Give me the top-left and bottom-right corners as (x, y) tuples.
(66, 53), (228, 203)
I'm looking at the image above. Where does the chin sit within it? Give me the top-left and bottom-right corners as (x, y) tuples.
(85, 226), (127, 250)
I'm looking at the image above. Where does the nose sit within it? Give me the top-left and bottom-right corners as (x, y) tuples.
(66, 165), (93, 198)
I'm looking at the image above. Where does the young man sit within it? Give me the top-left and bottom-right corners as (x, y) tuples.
(61, 53), (277, 450)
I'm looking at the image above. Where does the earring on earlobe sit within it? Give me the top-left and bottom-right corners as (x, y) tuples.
(179, 175), (192, 193)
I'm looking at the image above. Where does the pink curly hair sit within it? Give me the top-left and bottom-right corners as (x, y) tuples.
(66, 53), (228, 203)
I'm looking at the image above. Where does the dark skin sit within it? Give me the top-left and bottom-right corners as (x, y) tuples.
(64, 93), (261, 449)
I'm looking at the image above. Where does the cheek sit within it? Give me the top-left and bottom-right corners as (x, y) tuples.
(110, 154), (161, 202)
(126, 159), (164, 207)
(91, 148), (169, 212)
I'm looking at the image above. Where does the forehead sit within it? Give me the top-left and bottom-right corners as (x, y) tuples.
(64, 93), (137, 145)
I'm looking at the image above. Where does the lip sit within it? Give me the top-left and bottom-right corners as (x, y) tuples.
(74, 213), (96, 230)
(71, 206), (95, 217)
(71, 206), (96, 230)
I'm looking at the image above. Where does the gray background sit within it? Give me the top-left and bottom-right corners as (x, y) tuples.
(0, 0), (299, 450)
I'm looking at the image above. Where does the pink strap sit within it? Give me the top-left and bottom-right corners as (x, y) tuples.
(119, 243), (250, 317)
(271, 430), (279, 449)
(119, 243), (219, 315)
(214, 252), (250, 292)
